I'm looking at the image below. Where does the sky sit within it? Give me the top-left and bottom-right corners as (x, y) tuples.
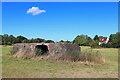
(1, 0), (120, 2)
(2, 2), (118, 41)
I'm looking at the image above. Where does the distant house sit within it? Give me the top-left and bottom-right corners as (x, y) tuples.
(99, 37), (109, 46)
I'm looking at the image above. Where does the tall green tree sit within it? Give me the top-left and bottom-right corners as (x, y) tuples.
(59, 40), (64, 43)
(64, 40), (71, 43)
(35, 38), (45, 43)
(44, 40), (54, 43)
(73, 35), (89, 46)
(8, 35), (16, 44)
(105, 32), (120, 48)
(93, 35), (99, 41)
(2, 34), (9, 45)
(15, 35), (27, 43)
(0, 35), (2, 45)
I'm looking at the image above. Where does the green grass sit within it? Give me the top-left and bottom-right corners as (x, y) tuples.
(2, 46), (118, 78)
(81, 46), (118, 62)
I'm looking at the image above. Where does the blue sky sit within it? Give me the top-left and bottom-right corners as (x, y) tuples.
(1, 0), (119, 2)
(2, 2), (118, 41)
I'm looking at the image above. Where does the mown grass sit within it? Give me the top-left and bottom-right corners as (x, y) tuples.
(2, 46), (118, 78)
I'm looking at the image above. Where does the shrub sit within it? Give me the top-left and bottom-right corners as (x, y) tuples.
(101, 43), (106, 48)
(106, 42), (113, 48)
(35, 48), (42, 56)
(90, 41), (99, 48)
(35, 48), (49, 56)
(50, 49), (104, 64)
(64, 51), (81, 61)
(79, 50), (104, 64)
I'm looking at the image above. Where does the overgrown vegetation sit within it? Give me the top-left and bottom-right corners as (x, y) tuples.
(79, 50), (104, 64)
(52, 50), (81, 62)
(35, 48), (43, 56)
(42, 48), (104, 64)
(58, 50), (104, 64)
(11, 46), (104, 64)
(35, 48), (49, 56)
(2, 46), (118, 78)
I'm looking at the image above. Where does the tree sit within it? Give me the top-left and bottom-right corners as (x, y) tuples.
(2, 34), (9, 45)
(44, 40), (54, 43)
(109, 34), (114, 42)
(0, 34), (56, 45)
(73, 35), (80, 45)
(7, 42), (12, 45)
(64, 40), (71, 43)
(80, 34), (88, 38)
(86, 37), (94, 46)
(87, 37), (92, 42)
(0, 35), (2, 45)
(111, 39), (118, 48)
(90, 41), (99, 48)
(101, 43), (106, 48)
(15, 35), (27, 43)
(106, 42), (113, 48)
(118, 32), (120, 47)
(59, 40), (64, 43)
(8, 35), (16, 44)
(108, 33), (120, 48)
(94, 35), (99, 41)
(28, 38), (35, 43)
(22, 39), (28, 43)
(73, 35), (89, 46)
(34, 38), (45, 43)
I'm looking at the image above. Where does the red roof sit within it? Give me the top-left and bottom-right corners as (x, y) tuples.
(99, 37), (107, 42)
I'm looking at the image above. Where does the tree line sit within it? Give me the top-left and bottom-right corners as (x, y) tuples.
(0, 32), (120, 48)
(73, 32), (120, 48)
(0, 34), (54, 45)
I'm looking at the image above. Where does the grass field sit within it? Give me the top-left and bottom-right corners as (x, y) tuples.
(1, 46), (118, 78)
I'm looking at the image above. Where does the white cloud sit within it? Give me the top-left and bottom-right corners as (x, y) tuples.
(27, 7), (46, 15)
